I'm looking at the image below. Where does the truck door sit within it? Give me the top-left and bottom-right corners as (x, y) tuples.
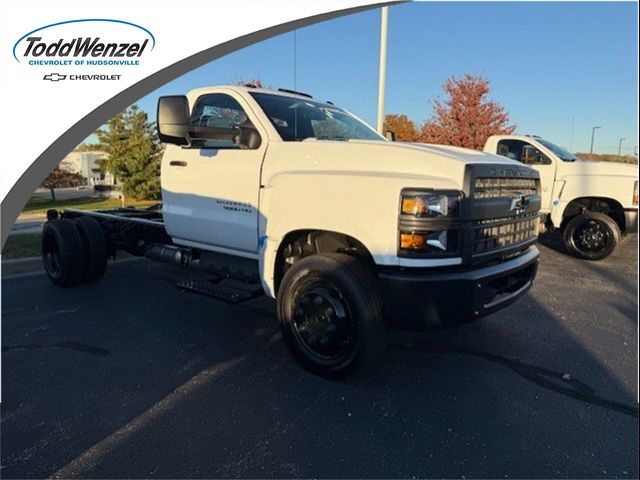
(162, 92), (266, 255)
(496, 139), (555, 210)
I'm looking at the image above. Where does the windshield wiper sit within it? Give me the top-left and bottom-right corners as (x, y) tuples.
(315, 136), (349, 141)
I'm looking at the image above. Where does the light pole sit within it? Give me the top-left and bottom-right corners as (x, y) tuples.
(376, 6), (389, 134)
(617, 137), (626, 157)
(589, 126), (601, 155)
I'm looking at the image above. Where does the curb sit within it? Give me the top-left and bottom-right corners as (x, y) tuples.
(1, 256), (43, 278)
(16, 213), (48, 221)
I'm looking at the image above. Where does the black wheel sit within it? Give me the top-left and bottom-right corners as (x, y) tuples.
(277, 253), (387, 378)
(563, 212), (620, 260)
(41, 219), (84, 287)
(74, 217), (108, 283)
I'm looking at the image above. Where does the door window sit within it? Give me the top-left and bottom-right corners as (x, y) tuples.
(497, 139), (552, 165)
(190, 93), (258, 149)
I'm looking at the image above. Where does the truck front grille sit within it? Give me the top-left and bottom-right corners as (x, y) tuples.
(474, 177), (539, 199)
(473, 212), (539, 254)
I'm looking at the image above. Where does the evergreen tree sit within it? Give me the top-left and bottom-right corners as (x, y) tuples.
(95, 105), (162, 200)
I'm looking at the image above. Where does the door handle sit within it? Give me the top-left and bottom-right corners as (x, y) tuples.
(170, 160), (188, 167)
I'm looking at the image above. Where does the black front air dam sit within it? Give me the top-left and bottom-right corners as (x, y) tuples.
(378, 246), (540, 331)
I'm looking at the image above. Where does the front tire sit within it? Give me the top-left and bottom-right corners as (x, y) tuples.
(563, 212), (620, 260)
(277, 253), (387, 378)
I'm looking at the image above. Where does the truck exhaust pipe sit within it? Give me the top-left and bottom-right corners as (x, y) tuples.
(145, 244), (191, 267)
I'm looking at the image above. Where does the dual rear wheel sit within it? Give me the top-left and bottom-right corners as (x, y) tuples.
(42, 217), (108, 287)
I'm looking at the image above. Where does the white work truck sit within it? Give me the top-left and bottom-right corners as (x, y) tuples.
(42, 85), (541, 377)
(484, 135), (638, 260)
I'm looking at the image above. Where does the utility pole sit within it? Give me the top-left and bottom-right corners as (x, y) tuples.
(589, 126), (601, 155)
(376, 6), (389, 134)
(617, 137), (626, 157)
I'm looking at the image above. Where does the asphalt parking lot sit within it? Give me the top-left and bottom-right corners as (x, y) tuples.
(1, 236), (638, 479)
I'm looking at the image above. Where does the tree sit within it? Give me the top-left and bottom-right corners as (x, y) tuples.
(576, 152), (638, 165)
(40, 167), (82, 202)
(233, 76), (270, 89)
(419, 74), (515, 150)
(95, 105), (162, 200)
(384, 114), (418, 142)
(75, 143), (95, 152)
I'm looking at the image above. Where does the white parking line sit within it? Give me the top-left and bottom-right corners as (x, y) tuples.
(49, 355), (246, 479)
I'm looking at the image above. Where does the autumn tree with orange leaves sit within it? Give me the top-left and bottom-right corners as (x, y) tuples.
(234, 76), (271, 89)
(383, 114), (418, 142)
(420, 75), (515, 150)
(40, 167), (83, 202)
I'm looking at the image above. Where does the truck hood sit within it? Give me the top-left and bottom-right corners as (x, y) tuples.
(378, 141), (523, 166)
(263, 140), (531, 192)
(559, 160), (638, 179)
(298, 139), (523, 166)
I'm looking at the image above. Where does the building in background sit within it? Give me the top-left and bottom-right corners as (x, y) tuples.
(59, 150), (116, 187)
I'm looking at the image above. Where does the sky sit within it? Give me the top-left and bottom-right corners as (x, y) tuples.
(132, 2), (638, 155)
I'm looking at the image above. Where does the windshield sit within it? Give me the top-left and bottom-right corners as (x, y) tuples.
(250, 92), (384, 142)
(537, 138), (581, 162)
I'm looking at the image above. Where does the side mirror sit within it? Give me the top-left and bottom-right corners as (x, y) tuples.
(157, 96), (190, 145)
(385, 130), (396, 142)
(522, 145), (547, 165)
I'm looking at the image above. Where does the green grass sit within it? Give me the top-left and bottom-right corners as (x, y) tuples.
(22, 196), (159, 216)
(2, 233), (42, 259)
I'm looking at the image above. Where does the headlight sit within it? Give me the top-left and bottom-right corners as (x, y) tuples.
(633, 180), (638, 206)
(398, 190), (463, 255)
(401, 191), (461, 218)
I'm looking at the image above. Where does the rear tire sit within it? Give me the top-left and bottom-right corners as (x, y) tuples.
(41, 219), (84, 287)
(277, 253), (387, 378)
(74, 216), (108, 283)
(563, 212), (620, 260)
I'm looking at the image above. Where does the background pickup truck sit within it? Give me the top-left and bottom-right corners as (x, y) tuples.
(41, 85), (541, 377)
(485, 135), (638, 260)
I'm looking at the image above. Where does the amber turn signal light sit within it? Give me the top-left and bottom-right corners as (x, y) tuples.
(401, 197), (427, 216)
(400, 233), (427, 250)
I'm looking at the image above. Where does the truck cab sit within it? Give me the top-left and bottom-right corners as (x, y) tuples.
(484, 135), (638, 260)
(42, 85), (542, 377)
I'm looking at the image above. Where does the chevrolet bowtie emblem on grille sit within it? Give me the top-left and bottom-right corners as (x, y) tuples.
(509, 195), (530, 212)
(43, 73), (67, 81)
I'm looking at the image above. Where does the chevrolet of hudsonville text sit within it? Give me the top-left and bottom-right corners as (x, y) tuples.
(41, 85), (543, 377)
